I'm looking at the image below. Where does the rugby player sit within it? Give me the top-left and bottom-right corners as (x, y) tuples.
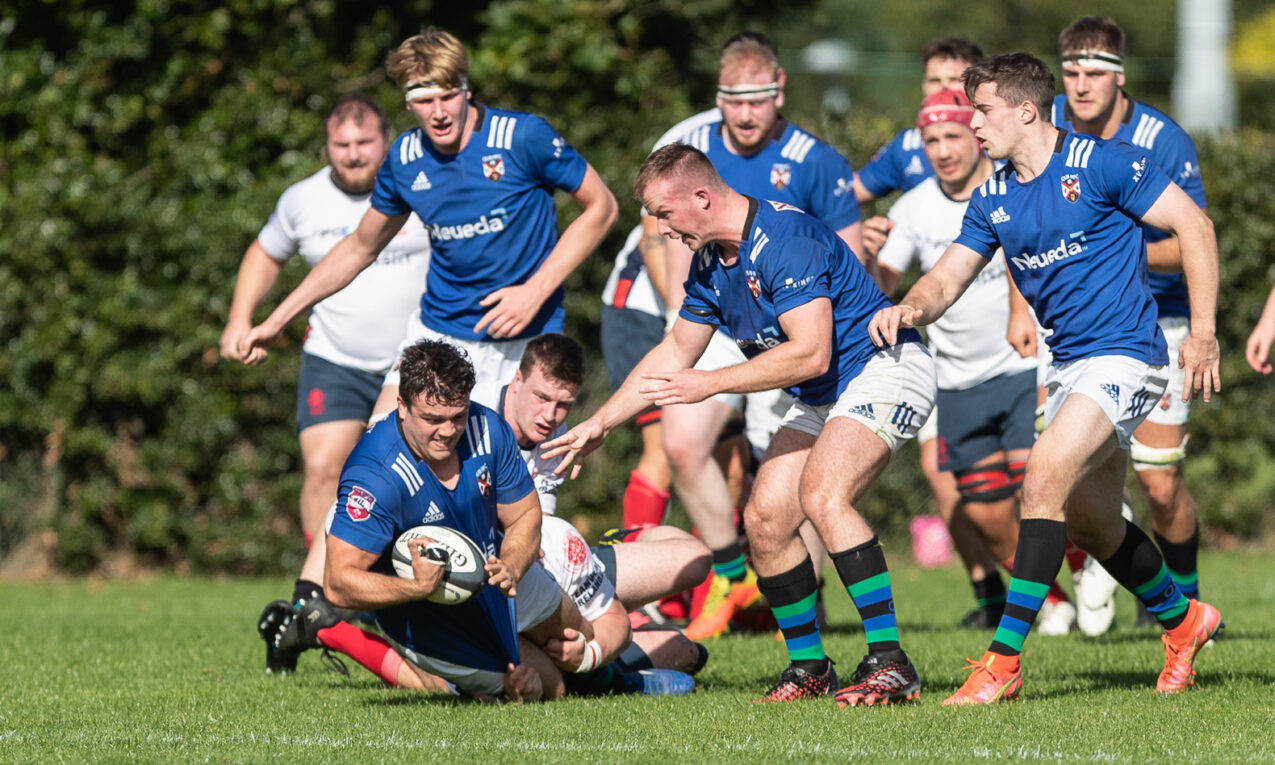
(220, 92), (429, 549)
(238, 28), (616, 398)
(653, 32), (866, 640)
(1047, 16), (1212, 629)
(869, 53), (1223, 703)
(547, 144), (936, 706)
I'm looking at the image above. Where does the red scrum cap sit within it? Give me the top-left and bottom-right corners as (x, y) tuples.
(917, 89), (975, 132)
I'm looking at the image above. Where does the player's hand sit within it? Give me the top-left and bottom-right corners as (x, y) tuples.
(408, 538), (446, 598)
(1178, 331), (1221, 402)
(638, 369), (715, 407)
(867, 304), (922, 347)
(1006, 305), (1038, 359)
(218, 320), (252, 363)
(484, 555), (517, 597)
(502, 662), (543, 703)
(236, 321), (282, 366)
(542, 627), (587, 670)
(541, 419), (608, 478)
(861, 216), (894, 259)
(474, 283), (547, 339)
(1246, 321), (1275, 374)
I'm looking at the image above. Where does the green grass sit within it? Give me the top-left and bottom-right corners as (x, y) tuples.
(2, 550), (1273, 763)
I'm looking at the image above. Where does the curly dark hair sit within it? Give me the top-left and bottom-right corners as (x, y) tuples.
(398, 339), (475, 408)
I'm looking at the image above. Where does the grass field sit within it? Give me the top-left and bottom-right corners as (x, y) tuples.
(3, 548), (1273, 763)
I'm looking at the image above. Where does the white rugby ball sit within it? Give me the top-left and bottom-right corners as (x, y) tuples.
(392, 525), (488, 605)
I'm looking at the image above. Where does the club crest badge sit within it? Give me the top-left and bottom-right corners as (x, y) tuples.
(482, 154), (505, 182)
(1061, 173), (1081, 203)
(746, 273), (762, 299)
(770, 163), (791, 190)
(475, 464), (492, 497)
(346, 487), (376, 522)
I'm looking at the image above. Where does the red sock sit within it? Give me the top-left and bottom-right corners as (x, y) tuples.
(1045, 579), (1071, 604)
(622, 470), (670, 528)
(688, 569), (715, 619)
(1063, 540), (1087, 574)
(316, 621), (403, 687)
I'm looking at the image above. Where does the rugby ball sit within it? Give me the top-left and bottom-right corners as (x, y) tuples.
(392, 525), (488, 605)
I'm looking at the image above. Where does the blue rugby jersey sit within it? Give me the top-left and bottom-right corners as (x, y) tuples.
(679, 197), (921, 406)
(328, 403), (535, 672)
(1052, 94), (1206, 319)
(683, 119), (861, 232)
(857, 127), (935, 198)
(955, 131), (1171, 365)
(371, 104), (588, 341)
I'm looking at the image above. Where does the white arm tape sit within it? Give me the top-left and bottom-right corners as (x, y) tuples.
(572, 634), (605, 673)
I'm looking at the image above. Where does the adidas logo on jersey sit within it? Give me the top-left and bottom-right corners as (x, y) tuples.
(420, 501), (445, 524)
(411, 171), (432, 191)
(990, 206), (1011, 224)
(904, 156), (925, 176)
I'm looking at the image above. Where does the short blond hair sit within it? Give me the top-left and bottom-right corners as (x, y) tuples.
(634, 144), (725, 202)
(719, 32), (779, 81)
(386, 28), (470, 90)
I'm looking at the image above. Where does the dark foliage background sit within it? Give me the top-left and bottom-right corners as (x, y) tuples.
(0, 0), (1270, 574)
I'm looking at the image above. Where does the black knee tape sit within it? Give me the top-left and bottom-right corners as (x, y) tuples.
(955, 463), (1015, 503)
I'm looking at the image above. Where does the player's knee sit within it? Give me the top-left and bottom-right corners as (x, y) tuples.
(797, 483), (843, 530)
(741, 501), (783, 553)
(681, 545), (712, 586)
(662, 432), (711, 473)
(301, 450), (346, 488)
(955, 463), (1015, 504)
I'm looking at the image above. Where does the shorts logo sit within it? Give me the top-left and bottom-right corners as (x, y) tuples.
(770, 163), (791, 190)
(307, 388), (325, 417)
(1100, 383), (1120, 403)
(475, 465), (492, 497)
(482, 154), (505, 182)
(1159, 392), (1172, 410)
(849, 403), (876, 420)
(565, 534), (588, 573)
(890, 402), (919, 432)
(1061, 174), (1081, 203)
(345, 487), (376, 522)
(1126, 388), (1154, 419)
(746, 272), (762, 299)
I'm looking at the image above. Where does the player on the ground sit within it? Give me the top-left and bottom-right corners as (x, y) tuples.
(1044, 16), (1211, 628)
(867, 89), (1037, 629)
(653, 32), (865, 640)
(600, 109), (720, 537)
(1247, 284), (1275, 374)
(547, 144), (937, 706)
(853, 37), (984, 205)
(238, 28), (616, 399)
(869, 52), (1223, 704)
(220, 92), (430, 549)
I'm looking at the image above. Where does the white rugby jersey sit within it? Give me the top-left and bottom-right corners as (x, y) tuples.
(538, 515), (616, 622)
(470, 382), (568, 516)
(257, 167), (430, 372)
(877, 176), (1035, 390)
(601, 109), (722, 317)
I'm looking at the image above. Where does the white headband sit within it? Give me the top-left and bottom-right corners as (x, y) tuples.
(404, 77), (469, 102)
(717, 81), (780, 100)
(1061, 49), (1124, 73)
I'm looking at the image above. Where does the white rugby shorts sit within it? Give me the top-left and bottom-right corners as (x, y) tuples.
(778, 342), (936, 452)
(1144, 316), (1190, 428)
(382, 310), (530, 392)
(1041, 355), (1168, 449)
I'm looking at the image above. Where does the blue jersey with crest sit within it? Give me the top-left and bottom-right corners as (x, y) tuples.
(857, 128), (934, 198)
(955, 131), (1171, 365)
(371, 104), (588, 341)
(679, 198), (921, 406)
(682, 120), (861, 232)
(328, 403), (535, 673)
(1051, 94), (1205, 319)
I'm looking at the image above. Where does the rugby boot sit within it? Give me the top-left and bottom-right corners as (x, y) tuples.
(943, 651), (1022, 706)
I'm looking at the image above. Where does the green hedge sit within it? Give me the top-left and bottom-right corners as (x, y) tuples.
(1, 3), (1271, 574)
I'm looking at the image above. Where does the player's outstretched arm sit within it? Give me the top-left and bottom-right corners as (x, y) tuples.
(324, 534), (444, 609)
(869, 242), (986, 346)
(237, 207), (408, 365)
(1246, 285), (1275, 374)
(542, 319), (714, 475)
(491, 490), (543, 595)
(475, 164), (617, 338)
(1141, 184), (1220, 401)
(220, 240), (285, 362)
